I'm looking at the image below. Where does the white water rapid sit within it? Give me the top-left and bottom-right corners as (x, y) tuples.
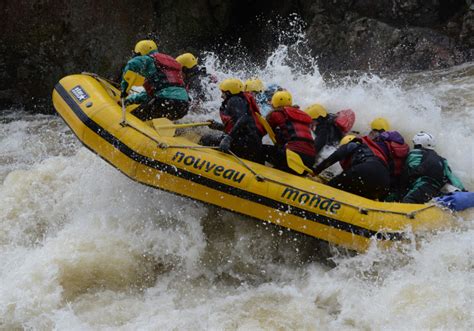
(1, 45), (473, 329)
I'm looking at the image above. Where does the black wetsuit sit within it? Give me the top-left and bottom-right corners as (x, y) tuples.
(312, 114), (344, 153)
(401, 148), (447, 203)
(200, 94), (263, 163)
(184, 66), (210, 103)
(314, 141), (390, 200)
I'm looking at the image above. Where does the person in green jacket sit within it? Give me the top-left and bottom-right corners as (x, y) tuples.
(120, 40), (189, 120)
(402, 131), (464, 204)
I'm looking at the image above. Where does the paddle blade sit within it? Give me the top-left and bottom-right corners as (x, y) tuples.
(257, 114), (277, 144)
(123, 70), (145, 93)
(286, 149), (314, 175)
(152, 118), (176, 137)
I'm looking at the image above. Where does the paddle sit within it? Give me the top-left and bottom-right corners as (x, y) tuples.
(286, 149), (314, 175)
(152, 118), (211, 137)
(256, 113), (276, 144)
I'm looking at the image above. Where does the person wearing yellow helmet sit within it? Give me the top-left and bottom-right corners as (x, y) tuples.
(339, 134), (356, 146)
(262, 91), (315, 173)
(199, 78), (265, 163)
(176, 53), (216, 106)
(252, 83), (284, 116)
(369, 117), (390, 139)
(305, 104), (356, 154)
(244, 78), (265, 94)
(120, 40), (158, 99)
(244, 79), (286, 117)
(175, 52), (198, 70)
(367, 118), (412, 201)
(313, 134), (390, 200)
(120, 40), (190, 120)
(134, 40), (158, 56)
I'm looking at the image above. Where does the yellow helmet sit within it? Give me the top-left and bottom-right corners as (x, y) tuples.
(134, 40), (158, 56)
(370, 117), (390, 131)
(271, 90), (293, 108)
(219, 78), (244, 95)
(305, 104), (328, 119)
(244, 78), (265, 93)
(176, 53), (198, 69)
(340, 135), (356, 145)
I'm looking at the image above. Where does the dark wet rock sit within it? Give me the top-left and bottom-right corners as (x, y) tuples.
(0, 0), (157, 112)
(0, 0), (472, 112)
(306, 0), (472, 72)
(308, 15), (468, 71)
(460, 6), (474, 49)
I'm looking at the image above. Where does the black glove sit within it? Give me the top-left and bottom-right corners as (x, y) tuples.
(120, 90), (127, 99)
(209, 120), (224, 131)
(219, 135), (232, 152)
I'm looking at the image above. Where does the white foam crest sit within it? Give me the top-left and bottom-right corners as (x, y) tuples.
(0, 148), (209, 327)
(0, 112), (78, 180)
(196, 48), (474, 188)
(304, 228), (474, 330)
(0, 43), (473, 328)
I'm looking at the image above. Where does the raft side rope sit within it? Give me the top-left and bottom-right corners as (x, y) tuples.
(121, 114), (434, 218)
(82, 72), (120, 88)
(159, 142), (435, 218)
(228, 150), (265, 182)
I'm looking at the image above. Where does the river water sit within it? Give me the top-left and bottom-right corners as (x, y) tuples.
(1, 47), (473, 329)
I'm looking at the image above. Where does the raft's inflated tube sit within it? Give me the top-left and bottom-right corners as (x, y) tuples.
(52, 73), (457, 253)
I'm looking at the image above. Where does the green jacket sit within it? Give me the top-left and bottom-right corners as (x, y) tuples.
(121, 51), (189, 104)
(405, 148), (464, 190)
(120, 53), (157, 94)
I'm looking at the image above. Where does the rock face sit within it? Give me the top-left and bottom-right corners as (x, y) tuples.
(0, 0), (157, 110)
(304, 0), (472, 71)
(0, 0), (472, 111)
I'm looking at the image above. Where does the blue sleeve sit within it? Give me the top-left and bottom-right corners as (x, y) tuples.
(436, 191), (474, 211)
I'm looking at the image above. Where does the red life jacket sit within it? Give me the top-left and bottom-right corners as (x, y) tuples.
(220, 113), (233, 134)
(334, 109), (355, 134)
(242, 92), (266, 136)
(276, 107), (314, 144)
(361, 136), (389, 166)
(144, 53), (185, 95)
(219, 94), (264, 135)
(339, 137), (388, 170)
(385, 140), (409, 176)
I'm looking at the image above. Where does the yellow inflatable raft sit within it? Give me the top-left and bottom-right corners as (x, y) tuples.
(52, 73), (455, 253)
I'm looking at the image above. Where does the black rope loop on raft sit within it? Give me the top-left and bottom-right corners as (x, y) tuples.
(120, 108), (435, 218)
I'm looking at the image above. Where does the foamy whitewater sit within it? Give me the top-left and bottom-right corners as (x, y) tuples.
(1, 44), (473, 329)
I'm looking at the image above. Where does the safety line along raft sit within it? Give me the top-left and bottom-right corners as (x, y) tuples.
(52, 73), (456, 253)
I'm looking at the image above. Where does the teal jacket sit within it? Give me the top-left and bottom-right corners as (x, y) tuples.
(405, 148), (464, 190)
(121, 51), (189, 104)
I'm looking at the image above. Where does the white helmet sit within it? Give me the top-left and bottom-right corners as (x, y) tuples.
(412, 131), (436, 149)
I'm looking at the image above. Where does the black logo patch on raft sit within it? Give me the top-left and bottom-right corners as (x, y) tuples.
(281, 187), (341, 214)
(172, 152), (246, 183)
(70, 85), (89, 103)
